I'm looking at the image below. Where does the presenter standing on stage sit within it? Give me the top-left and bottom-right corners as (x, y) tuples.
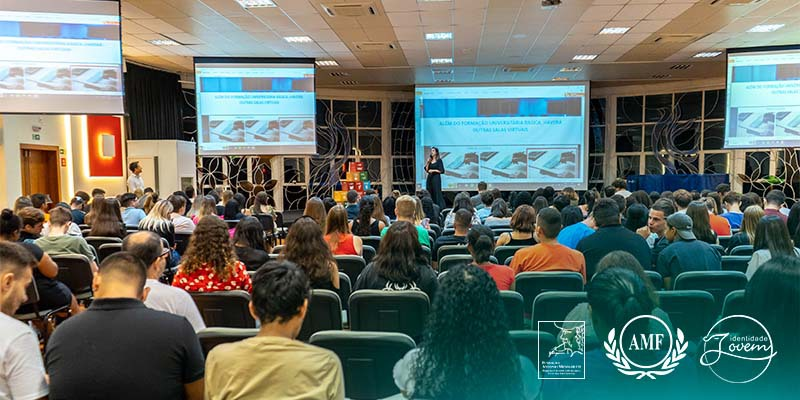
(425, 147), (446, 209)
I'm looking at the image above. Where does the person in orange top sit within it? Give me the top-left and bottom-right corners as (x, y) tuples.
(705, 197), (731, 237)
(510, 208), (587, 282)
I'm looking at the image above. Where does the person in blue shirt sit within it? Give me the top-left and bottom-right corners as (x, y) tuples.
(656, 213), (721, 289)
(120, 193), (146, 227)
(475, 191), (493, 222)
(344, 190), (360, 220)
(720, 192), (744, 230)
(557, 205), (595, 249)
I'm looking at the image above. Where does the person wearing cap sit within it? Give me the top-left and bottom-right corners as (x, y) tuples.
(120, 192), (146, 227)
(656, 213), (721, 289)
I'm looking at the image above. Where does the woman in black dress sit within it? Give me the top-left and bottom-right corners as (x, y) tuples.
(425, 147), (446, 209)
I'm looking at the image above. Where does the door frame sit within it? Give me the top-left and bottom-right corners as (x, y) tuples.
(20, 144), (62, 203)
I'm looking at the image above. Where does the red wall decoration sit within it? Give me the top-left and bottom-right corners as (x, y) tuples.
(86, 115), (123, 177)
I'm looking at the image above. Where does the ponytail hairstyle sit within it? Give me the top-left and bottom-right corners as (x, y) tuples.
(354, 196), (375, 236)
(0, 209), (22, 239)
(588, 268), (655, 340)
(467, 225), (495, 264)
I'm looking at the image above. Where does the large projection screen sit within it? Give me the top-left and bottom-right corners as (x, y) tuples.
(415, 83), (589, 191)
(0, 0), (124, 114)
(194, 57), (316, 156)
(725, 45), (800, 149)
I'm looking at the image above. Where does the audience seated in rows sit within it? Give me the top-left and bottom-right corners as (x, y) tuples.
(350, 196), (385, 237)
(705, 197), (732, 237)
(467, 225), (515, 290)
(475, 191), (493, 221)
(121, 192), (146, 226)
(302, 197), (327, 232)
(763, 189), (788, 223)
(687, 200), (718, 245)
(191, 196), (219, 225)
(469, 181), (488, 208)
(381, 195), (430, 247)
(557, 205), (595, 249)
(35, 207), (98, 270)
(746, 215), (799, 278)
(656, 213), (721, 289)
(511, 208), (587, 281)
(69, 196), (86, 225)
(443, 192), (481, 228)
(324, 205), (363, 256)
(432, 209), (471, 262)
(356, 221), (437, 300)
(89, 198), (126, 238)
(483, 198), (511, 226)
(623, 203), (648, 233)
(168, 194), (196, 234)
(139, 199), (176, 247)
(16, 207), (45, 243)
(420, 195), (441, 228)
(280, 217), (340, 291)
(232, 217), (272, 271)
(495, 205), (537, 247)
(45, 252), (205, 399)
(344, 190), (360, 220)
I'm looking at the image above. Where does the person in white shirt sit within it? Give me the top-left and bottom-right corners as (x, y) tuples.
(0, 241), (49, 400)
(122, 231), (205, 332)
(168, 195), (196, 234)
(127, 161), (145, 193)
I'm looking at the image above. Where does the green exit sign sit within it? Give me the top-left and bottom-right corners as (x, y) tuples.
(32, 134), (40, 141)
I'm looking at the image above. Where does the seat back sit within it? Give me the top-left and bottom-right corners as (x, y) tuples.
(197, 327), (259, 357)
(718, 235), (731, 250)
(645, 270), (663, 290)
(297, 289), (343, 341)
(531, 292), (588, 336)
(96, 243), (122, 263)
(657, 290), (715, 340)
(721, 255), (750, 273)
(255, 214), (275, 232)
(51, 254), (94, 299)
(494, 246), (527, 265)
(174, 233), (192, 256)
(339, 273), (352, 312)
(721, 289), (746, 318)
(81, 228), (91, 237)
(190, 291), (256, 328)
(709, 244), (726, 257)
(438, 254), (473, 273)
(510, 330), (556, 367)
(224, 220), (239, 229)
(515, 272), (585, 316)
(335, 255), (367, 284)
(428, 223), (442, 238)
(360, 236), (382, 251)
(361, 244), (376, 265)
(441, 228), (455, 237)
(729, 245), (754, 256)
(310, 331), (415, 400)
(85, 236), (122, 250)
(436, 244), (469, 263)
(426, 229), (437, 241)
(673, 271), (747, 315)
(440, 208), (452, 223)
(349, 290), (430, 340)
(271, 244), (284, 255)
(420, 246), (431, 265)
(491, 228), (513, 238)
(500, 290), (524, 330)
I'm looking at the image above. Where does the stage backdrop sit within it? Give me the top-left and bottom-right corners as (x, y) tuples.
(627, 173), (729, 193)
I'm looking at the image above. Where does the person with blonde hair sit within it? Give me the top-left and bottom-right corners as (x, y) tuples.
(138, 199), (176, 248)
(726, 205), (764, 253)
(381, 195), (431, 247)
(303, 197), (327, 232)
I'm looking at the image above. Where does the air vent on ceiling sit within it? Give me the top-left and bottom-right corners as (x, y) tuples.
(329, 71), (350, 77)
(353, 41), (397, 51)
(652, 74), (672, 79)
(653, 34), (701, 44)
(432, 68), (453, 75)
(669, 64), (692, 70)
(502, 65), (536, 73)
(435, 79), (453, 83)
(323, 3), (378, 17)
(709, 0), (763, 6)
(339, 80), (359, 86)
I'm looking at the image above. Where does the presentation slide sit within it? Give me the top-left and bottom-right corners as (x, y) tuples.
(0, 0), (123, 114)
(415, 84), (589, 191)
(194, 57), (316, 156)
(725, 45), (800, 149)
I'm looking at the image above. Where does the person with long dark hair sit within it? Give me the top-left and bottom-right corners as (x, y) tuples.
(223, 200), (245, 221)
(623, 203), (648, 232)
(302, 197), (327, 232)
(495, 204), (537, 247)
(443, 192), (481, 228)
(467, 225), (514, 290)
(393, 264), (537, 400)
(324, 205), (362, 256)
(383, 196), (396, 221)
(233, 217), (271, 271)
(355, 221), (437, 299)
(746, 215), (799, 278)
(424, 146), (446, 209)
(420, 196), (441, 227)
(281, 217), (339, 290)
(88, 198), (125, 238)
(351, 196), (385, 237)
(686, 200), (717, 244)
(484, 198), (512, 227)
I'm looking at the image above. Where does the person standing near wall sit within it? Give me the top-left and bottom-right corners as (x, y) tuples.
(127, 161), (144, 193)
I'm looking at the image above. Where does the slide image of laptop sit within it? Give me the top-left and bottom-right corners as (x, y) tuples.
(246, 120), (280, 142)
(775, 111), (800, 136)
(280, 119), (315, 142)
(442, 150), (479, 179)
(479, 151), (527, 179)
(0, 66), (24, 90)
(209, 119), (245, 142)
(737, 112), (775, 137)
(528, 147), (578, 179)
(71, 67), (119, 92)
(24, 67), (71, 91)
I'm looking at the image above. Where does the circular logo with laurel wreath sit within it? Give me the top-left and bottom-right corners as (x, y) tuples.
(603, 315), (687, 380)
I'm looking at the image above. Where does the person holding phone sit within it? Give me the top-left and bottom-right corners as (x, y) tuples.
(425, 147), (446, 208)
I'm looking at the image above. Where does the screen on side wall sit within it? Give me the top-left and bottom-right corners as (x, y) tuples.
(0, 0), (124, 114)
(415, 83), (589, 191)
(725, 45), (800, 149)
(194, 57), (316, 156)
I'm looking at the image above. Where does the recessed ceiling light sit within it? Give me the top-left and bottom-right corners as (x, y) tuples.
(235, 0), (276, 8)
(599, 27), (630, 35)
(148, 39), (179, 46)
(431, 58), (453, 64)
(572, 54), (597, 61)
(747, 24), (784, 33)
(560, 66), (582, 72)
(315, 60), (339, 67)
(693, 51), (722, 58)
(284, 36), (313, 43)
(425, 32), (453, 40)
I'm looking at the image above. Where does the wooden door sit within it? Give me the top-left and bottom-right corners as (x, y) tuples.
(20, 145), (61, 204)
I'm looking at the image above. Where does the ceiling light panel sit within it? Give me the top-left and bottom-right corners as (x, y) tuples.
(431, 58), (453, 64)
(425, 32), (453, 40)
(693, 51), (722, 58)
(284, 36), (313, 43)
(315, 60), (339, 67)
(148, 39), (179, 46)
(235, 0), (277, 8)
(599, 27), (630, 35)
(747, 24), (784, 33)
(572, 54), (598, 61)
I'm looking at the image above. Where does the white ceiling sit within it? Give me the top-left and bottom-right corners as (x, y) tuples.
(119, 0), (800, 87)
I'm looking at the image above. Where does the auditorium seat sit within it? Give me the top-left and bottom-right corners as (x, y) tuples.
(491, 228), (513, 238)
(438, 254), (473, 273)
(339, 272), (351, 314)
(441, 228), (455, 237)
(494, 246), (527, 265)
(436, 244), (469, 263)
(310, 331), (415, 400)
(645, 270), (664, 290)
(657, 290), (715, 340)
(531, 291), (588, 336)
(85, 236), (122, 250)
(361, 244), (376, 265)
(721, 255), (750, 273)
(709, 244), (726, 257)
(510, 330), (556, 366)
(729, 245), (754, 256)
(504, 256), (514, 266)
(349, 290), (430, 341)
(515, 272), (584, 318)
(174, 232), (192, 255)
(197, 327), (259, 357)
(428, 223), (442, 238)
(14, 278), (69, 335)
(359, 236), (381, 251)
(420, 246), (432, 265)
(96, 243), (122, 263)
(335, 255), (367, 284)
(717, 235), (731, 250)
(500, 290), (524, 330)
(673, 270), (747, 315)
(721, 289), (746, 318)
(297, 289), (343, 342)
(190, 290), (256, 328)
(271, 244), (284, 254)
(51, 254), (94, 301)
